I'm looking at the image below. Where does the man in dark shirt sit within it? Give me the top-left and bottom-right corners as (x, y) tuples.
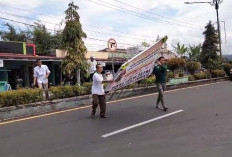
(153, 57), (168, 111)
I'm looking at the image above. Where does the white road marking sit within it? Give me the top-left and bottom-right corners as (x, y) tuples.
(101, 110), (184, 138)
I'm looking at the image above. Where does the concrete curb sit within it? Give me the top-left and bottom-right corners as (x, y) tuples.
(0, 77), (229, 121)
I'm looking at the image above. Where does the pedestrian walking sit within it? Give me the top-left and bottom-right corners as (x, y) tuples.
(153, 57), (168, 111)
(88, 55), (97, 81)
(91, 64), (113, 118)
(33, 59), (51, 100)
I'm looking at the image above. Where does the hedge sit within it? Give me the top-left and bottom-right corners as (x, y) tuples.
(0, 88), (43, 108)
(139, 76), (156, 87)
(187, 61), (201, 75)
(49, 85), (88, 100)
(211, 69), (226, 78)
(167, 58), (186, 72)
(223, 63), (232, 76)
(194, 72), (208, 80)
(188, 75), (195, 81)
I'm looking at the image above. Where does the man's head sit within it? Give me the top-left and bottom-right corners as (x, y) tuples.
(157, 57), (165, 65)
(90, 56), (95, 61)
(96, 64), (103, 73)
(36, 59), (42, 67)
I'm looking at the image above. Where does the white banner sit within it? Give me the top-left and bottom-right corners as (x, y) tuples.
(105, 36), (168, 92)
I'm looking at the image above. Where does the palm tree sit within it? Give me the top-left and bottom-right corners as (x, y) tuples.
(188, 44), (201, 61)
(173, 42), (188, 58)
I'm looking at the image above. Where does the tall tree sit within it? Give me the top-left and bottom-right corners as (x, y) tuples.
(188, 44), (201, 61)
(200, 21), (220, 70)
(33, 23), (62, 55)
(173, 42), (188, 58)
(61, 2), (88, 85)
(0, 23), (32, 42)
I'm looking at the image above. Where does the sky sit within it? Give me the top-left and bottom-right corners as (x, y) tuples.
(0, 0), (231, 55)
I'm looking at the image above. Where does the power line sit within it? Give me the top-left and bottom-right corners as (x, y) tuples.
(0, 10), (60, 25)
(111, 0), (203, 28)
(0, 10), (154, 42)
(85, 29), (154, 42)
(0, 16), (137, 47)
(0, 2), (158, 39)
(0, 2), (62, 20)
(85, 0), (203, 30)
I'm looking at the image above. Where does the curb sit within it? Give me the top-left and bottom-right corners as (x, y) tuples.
(0, 77), (229, 121)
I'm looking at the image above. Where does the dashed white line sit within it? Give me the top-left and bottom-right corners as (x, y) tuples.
(101, 110), (184, 138)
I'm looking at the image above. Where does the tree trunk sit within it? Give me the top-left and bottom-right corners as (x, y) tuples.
(76, 69), (81, 86)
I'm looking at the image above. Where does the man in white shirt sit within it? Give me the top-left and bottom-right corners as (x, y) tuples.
(91, 64), (113, 118)
(33, 59), (51, 99)
(88, 56), (97, 81)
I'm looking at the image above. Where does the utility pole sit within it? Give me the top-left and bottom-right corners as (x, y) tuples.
(184, 0), (223, 58)
(214, 0), (222, 58)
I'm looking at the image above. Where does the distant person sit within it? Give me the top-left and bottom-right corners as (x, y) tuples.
(153, 57), (168, 111)
(33, 59), (51, 99)
(91, 64), (113, 118)
(88, 56), (97, 81)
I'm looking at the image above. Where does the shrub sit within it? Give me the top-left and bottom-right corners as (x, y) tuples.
(82, 82), (92, 94)
(223, 63), (232, 76)
(166, 71), (174, 80)
(72, 85), (88, 96)
(0, 88), (43, 108)
(125, 83), (138, 89)
(211, 69), (226, 78)
(188, 75), (195, 81)
(49, 85), (89, 100)
(179, 72), (184, 77)
(139, 76), (156, 86)
(167, 58), (186, 72)
(194, 72), (208, 80)
(187, 61), (201, 74)
(49, 86), (75, 99)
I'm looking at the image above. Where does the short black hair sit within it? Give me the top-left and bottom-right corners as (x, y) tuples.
(96, 63), (102, 69)
(36, 59), (41, 63)
(157, 57), (165, 61)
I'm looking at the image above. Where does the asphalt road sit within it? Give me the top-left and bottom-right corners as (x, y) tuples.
(0, 81), (232, 157)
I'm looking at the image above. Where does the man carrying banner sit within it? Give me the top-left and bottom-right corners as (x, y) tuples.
(91, 64), (113, 118)
(153, 57), (169, 111)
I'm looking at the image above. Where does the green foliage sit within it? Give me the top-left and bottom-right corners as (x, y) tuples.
(188, 44), (201, 61)
(82, 82), (92, 94)
(0, 88), (43, 108)
(0, 23), (32, 42)
(211, 70), (226, 78)
(141, 41), (150, 47)
(194, 72), (208, 80)
(167, 58), (186, 72)
(188, 75), (195, 81)
(166, 71), (175, 79)
(139, 76), (156, 87)
(49, 85), (87, 99)
(125, 83), (138, 89)
(61, 2), (88, 76)
(223, 63), (232, 76)
(207, 58), (222, 71)
(200, 21), (220, 70)
(173, 42), (188, 57)
(187, 61), (201, 75)
(33, 23), (62, 55)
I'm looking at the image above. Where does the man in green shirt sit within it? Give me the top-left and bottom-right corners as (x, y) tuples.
(153, 57), (168, 111)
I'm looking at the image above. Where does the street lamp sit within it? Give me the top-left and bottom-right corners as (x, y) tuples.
(184, 0), (223, 58)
